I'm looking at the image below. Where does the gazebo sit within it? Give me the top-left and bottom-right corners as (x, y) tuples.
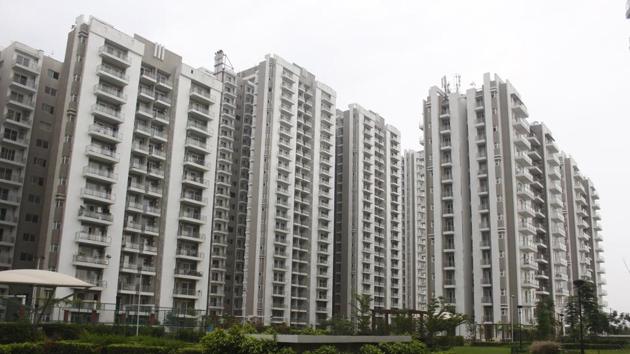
(0, 269), (93, 327)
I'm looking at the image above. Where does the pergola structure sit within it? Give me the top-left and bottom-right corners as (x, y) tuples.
(371, 308), (427, 333)
(0, 269), (93, 328)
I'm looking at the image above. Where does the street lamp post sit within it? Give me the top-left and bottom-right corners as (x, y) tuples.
(511, 295), (515, 343)
(136, 242), (144, 337)
(559, 313), (565, 338)
(574, 280), (586, 354)
(517, 304), (523, 352)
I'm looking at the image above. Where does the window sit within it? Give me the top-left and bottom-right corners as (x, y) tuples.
(36, 139), (49, 149)
(27, 194), (41, 204)
(47, 69), (59, 80)
(25, 214), (39, 223)
(20, 252), (33, 262)
(32, 157), (46, 167)
(44, 86), (57, 96)
(22, 233), (35, 242)
(41, 103), (54, 114)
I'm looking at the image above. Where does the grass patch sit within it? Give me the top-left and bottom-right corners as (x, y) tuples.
(451, 346), (630, 354)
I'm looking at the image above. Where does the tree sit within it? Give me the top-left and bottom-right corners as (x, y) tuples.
(417, 297), (467, 347)
(390, 313), (413, 335)
(352, 293), (373, 335)
(323, 315), (354, 335)
(534, 295), (555, 340)
(565, 280), (609, 337)
(608, 311), (630, 334)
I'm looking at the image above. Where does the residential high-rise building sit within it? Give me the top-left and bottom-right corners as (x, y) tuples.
(529, 123), (570, 309)
(402, 150), (428, 311)
(242, 55), (336, 327)
(205, 51), (256, 318)
(333, 104), (403, 319)
(0, 42), (63, 310)
(42, 16), (222, 322)
(423, 74), (606, 336)
(561, 156), (606, 305)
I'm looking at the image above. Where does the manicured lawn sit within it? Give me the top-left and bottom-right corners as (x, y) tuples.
(451, 346), (630, 354)
(451, 346), (511, 354)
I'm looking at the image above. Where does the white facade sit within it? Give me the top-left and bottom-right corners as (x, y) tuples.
(402, 150), (427, 311)
(333, 104), (403, 318)
(46, 16), (222, 321)
(243, 55), (336, 327)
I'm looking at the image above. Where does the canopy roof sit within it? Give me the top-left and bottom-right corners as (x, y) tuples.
(0, 269), (93, 288)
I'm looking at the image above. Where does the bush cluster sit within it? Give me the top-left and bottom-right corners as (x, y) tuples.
(529, 341), (560, 354)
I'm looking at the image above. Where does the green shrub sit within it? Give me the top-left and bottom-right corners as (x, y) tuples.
(200, 329), (236, 352)
(529, 341), (560, 354)
(3, 342), (44, 354)
(78, 333), (130, 346)
(274, 347), (296, 354)
(310, 345), (339, 354)
(359, 344), (384, 354)
(41, 323), (85, 340)
(0, 323), (36, 344)
(174, 346), (203, 354)
(105, 343), (171, 354)
(166, 328), (203, 342)
(561, 342), (624, 350)
(433, 336), (464, 348)
(44, 341), (99, 354)
(379, 340), (427, 354)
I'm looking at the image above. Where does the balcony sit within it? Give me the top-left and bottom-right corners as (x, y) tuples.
(88, 124), (122, 143)
(173, 288), (198, 299)
(183, 156), (210, 171)
(118, 283), (154, 294)
(177, 233), (205, 243)
(176, 248), (204, 260)
(10, 77), (37, 93)
(7, 92), (35, 111)
(181, 193), (206, 207)
(516, 169), (534, 183)
(78, 209), (113, 224)
(99, 45), (131, 67)
(179, 212), (206, 224)
(94, 84), (127, 104)
(96, 64), (129, 86)
(188, 104), (212, 120)
(91, 104), (124, 124)
(174, 268), (203, 279)
(13, 58), (39, 74)
(187, 121), (211, 136)
(73, 254), (109, 268)
(75, 232), (110, 246)
(182, 174), (209, 188)
(81, 188), (115, 204)
(85, 145), (119, 163)
(190, 87), (213, 104)
(155, 94), (171, 108)
(185, 137), (209, 153)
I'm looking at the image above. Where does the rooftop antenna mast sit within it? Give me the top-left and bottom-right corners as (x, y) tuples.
(214, 49), (235, 74)
(441, 75), (450, 94)
(454, 74), (461, 93)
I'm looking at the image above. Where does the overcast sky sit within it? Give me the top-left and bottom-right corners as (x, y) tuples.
(1, 0), (628, 312)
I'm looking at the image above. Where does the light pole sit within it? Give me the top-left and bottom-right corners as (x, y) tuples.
(517, 304), (523, 352)
(511, 295), (515, 343)
(573, 279), (586, 354)
(559, 313), (564, 338)
(136, 241), (144, 337)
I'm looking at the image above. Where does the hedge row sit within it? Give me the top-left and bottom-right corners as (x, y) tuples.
(0, 342), (203, 354)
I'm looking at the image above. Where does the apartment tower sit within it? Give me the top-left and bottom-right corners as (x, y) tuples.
(242, 55), (336, 326)
(561, 156), (606, 305)
(43, 16), (222, 322)
(0, 42), (63, 312)
(402, 150), (428, 311)
(333, 104), (403, 318)
(424, 74), (568, 333)
(205, 51), (256, 318)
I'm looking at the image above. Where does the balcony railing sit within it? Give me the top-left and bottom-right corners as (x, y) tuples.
(78, 209), (113, 222)
(73, 254), (109, 265)
(99, 45), (130, 64)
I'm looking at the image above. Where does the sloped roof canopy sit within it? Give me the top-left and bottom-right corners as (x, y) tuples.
(0, 269), (93, 288)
